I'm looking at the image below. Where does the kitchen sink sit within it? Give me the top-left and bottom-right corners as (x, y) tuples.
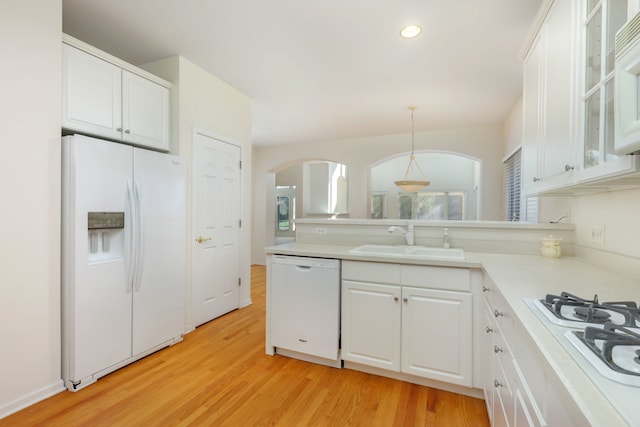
(348, 244), (465, 260)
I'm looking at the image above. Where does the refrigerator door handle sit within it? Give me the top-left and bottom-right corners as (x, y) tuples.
(126, 180), (136, 293)
(133, 182), (144, 292)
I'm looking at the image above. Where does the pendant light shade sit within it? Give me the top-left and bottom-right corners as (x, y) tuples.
(395, 106), (430, 192)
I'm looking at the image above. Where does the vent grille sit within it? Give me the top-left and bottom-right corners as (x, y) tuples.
(616, 10), (640, 59)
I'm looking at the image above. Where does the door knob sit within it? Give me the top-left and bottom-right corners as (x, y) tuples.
(196, 236), (212, 244)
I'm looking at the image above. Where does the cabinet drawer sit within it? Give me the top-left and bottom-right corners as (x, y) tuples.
(342, 261), (400, 283)
(401, 265), (470, 291)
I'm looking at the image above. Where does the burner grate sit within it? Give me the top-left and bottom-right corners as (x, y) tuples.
(541, 292), (639, 327)
(576, 323), (640, 377)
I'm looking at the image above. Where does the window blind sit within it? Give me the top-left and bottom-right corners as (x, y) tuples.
(503, 149), (521, 221)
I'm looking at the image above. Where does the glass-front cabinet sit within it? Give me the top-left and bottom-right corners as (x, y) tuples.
(577, 0), (636, 183)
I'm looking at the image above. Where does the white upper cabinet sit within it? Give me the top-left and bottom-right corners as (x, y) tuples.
(121, 70), (169, 150)
(521, 0), (640, 196)
(522, 0), (577, 196)
(62, 43), (122, 141)
(62, 36), (170, 152)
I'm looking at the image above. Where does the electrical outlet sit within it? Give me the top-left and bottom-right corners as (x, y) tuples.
(591, 225), (605, 244)
(315, 227), (327, 235)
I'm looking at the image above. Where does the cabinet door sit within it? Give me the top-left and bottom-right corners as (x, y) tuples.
(540, 0), (576, 188)
(482, 300), (497, 423)
(62, 44), (122, 140)
(522, 31), (543, 196)
(401, 286), (472, 386)
(341, 280), (401, 371)
(122, 70), (170, 151)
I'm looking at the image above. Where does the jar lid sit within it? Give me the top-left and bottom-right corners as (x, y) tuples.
(541, 234), (562, 243)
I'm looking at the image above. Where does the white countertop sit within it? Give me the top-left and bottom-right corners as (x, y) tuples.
(265, 243), (640, 427)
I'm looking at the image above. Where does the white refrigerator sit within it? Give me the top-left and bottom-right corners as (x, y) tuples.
(61, 134), (186, 391)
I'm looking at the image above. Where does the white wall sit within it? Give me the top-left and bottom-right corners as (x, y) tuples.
(0, 0), (64, 417)
(252, 124), (505, 264)
(143, 56), (253, 328)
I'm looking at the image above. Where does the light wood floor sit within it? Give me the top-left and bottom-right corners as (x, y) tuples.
(2, 265), (489, 427)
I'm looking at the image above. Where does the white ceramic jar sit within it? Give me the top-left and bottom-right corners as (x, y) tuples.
(540, 235), (562, 258)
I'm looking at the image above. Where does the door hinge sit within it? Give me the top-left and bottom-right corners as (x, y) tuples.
(239, 160), (242, 169)
(238, 277), (242, 287)
(239, 219), (242, 228)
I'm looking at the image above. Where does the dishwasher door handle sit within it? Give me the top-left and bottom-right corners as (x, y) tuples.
(295, 265), (312, 271)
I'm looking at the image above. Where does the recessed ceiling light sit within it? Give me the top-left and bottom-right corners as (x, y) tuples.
(400, 25), (422, 39)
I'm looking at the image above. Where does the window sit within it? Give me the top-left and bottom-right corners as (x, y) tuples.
(370, 192), (388, 219)
(275, 186), (296, 231)
(398, 191), (465, 220)
(582, 0), (627, 168)
(503, 149), (522, 221)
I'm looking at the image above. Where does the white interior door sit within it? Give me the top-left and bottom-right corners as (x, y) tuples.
(192, 131), (241, 327)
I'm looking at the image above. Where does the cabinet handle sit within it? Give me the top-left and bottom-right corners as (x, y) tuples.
(494, 380), (503, 388)
(565, 164), (575, 171)
(533, 177), (540, 182)
(403, 297), (408, 302)
(117, 127), (123, 132)
(125, 129), (131, 134)
(494, 345), (503, 353)
(393, 296), (399, 302)
(482, 286), (489, 293)
(494, 309), (504, 318)
(486, 326), (493, 334)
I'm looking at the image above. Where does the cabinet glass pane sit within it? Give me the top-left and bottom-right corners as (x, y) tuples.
(606, 1), (628, 75)
(604, 79), (618, 162)
(587, 0), (599, 15)
(585, 9), (602, 91)
(585, 90), (601, 168)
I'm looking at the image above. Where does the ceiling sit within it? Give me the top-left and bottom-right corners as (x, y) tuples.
(62, 0), (542, 146)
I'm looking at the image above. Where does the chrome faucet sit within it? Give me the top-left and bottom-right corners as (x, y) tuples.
(388, 224), (414, 246)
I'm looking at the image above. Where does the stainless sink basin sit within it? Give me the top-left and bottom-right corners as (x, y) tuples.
(348, 244), (465, 260)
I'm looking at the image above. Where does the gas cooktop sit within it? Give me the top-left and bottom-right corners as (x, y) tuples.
(525, 292), (640, 427)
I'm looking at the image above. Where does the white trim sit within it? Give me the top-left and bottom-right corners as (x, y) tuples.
(0, 380), (65, 419)
(501, 144), (523, 164)
(518, 0), (555, 61)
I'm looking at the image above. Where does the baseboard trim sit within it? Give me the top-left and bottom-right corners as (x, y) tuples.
(0, 380), (65, 420)
(343, 361), (484, 399)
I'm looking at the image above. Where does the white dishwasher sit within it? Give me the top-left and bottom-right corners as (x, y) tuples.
(270, 255), (341, 366)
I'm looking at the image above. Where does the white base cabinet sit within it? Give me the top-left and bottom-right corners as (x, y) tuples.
(341, 261), (473, 387)
(63, 35), (170, 152)
(481, 276), (584, 427)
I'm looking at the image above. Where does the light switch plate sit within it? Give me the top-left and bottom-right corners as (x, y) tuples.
(591, 225), (605, 244)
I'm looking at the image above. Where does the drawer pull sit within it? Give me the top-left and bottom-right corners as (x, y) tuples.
(494, 309), (504, 318)
(486, 326), (494, 333)
(494, 345), (503, 353)
(393, 296), (399, 302)
(482, 286), (489, 292)
(494, 380), (504, 388)
(403, 297), (408, 303)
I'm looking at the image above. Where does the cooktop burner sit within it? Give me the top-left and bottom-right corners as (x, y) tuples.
(573, 306), (611, 322)
(540, 292), (639, 328)
(568, 323), (640, 387)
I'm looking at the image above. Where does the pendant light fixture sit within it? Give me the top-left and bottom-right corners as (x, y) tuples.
(394, 106), (430, 192)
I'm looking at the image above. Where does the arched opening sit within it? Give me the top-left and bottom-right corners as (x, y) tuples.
(369, 151), (481, 220)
